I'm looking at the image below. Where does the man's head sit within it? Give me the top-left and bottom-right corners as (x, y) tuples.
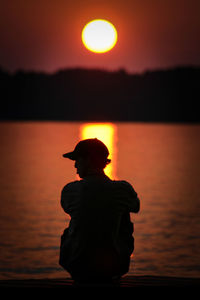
(63, 138), (111, 178)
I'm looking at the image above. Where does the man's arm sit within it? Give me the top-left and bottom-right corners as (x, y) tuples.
(60, 181), (80, 214)
(128, 184), (140, 213)
(120, 181), (140, 213)
(60, 185), (70, 214)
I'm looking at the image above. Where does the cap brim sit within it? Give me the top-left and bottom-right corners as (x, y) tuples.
(62, 151), (76, 160)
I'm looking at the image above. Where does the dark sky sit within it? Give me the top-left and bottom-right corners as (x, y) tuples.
(0, 0), (200, 73)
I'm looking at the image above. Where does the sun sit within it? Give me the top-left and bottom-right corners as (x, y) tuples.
(82, 19), (118, 53)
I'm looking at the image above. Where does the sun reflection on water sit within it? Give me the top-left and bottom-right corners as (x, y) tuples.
(80, 123), (117, 179)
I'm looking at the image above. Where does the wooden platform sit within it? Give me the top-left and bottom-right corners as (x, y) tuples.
(0, 275), (200, 287)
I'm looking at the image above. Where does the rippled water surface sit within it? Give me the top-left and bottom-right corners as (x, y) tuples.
(0, 122), (200, 279)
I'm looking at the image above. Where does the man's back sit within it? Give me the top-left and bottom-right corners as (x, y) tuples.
(60, 173), (140, 280)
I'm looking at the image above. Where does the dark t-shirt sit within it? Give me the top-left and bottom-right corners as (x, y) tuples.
(59, 173), (140, 278)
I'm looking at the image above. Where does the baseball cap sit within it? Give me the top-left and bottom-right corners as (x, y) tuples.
(63, 138), (111, 162)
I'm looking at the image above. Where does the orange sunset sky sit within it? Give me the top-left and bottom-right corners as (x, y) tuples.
(0, 0), (200, 73)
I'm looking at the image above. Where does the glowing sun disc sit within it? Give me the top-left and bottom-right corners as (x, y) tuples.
(82, 19), (118, 53)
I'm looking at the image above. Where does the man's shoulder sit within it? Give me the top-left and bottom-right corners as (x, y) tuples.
(112, 179), (137, 195)
(62, 178), (135, 194)
(112, 179), (133, 189)
(62, 180), (83, 192)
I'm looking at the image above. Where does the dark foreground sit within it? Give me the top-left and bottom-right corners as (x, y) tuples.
(1, 276), (200, 287)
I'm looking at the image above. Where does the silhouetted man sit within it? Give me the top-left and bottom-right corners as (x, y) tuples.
(59, 138), (140, 284)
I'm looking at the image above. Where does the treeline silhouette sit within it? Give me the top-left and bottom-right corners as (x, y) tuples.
(0, 66), (199, 122)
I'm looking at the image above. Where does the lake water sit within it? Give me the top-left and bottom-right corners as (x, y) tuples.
(0, 121), (200, 280)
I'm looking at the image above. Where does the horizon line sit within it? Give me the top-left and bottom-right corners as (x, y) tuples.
(0, 64), (199, 76)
